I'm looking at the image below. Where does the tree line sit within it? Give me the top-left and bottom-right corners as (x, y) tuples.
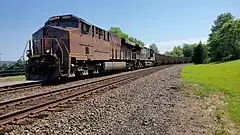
(108, 27), (145, 47)
(163, 42), (209, 64)
(151, 12), (240, 64)
(0, 59), (25, 72)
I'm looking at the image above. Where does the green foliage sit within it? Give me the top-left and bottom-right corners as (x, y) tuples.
(172, 46), (183, 57)
(207, 12), (239, 61)
(182, 43), (196, 58)
(108, 27), (129, 39)
(108, 27), (145, 47)
(164, 51), (172, 56)
(180, 60), (240, 124)
(217, 20), (240, 60)
(0, 58), (25, 71)
(164, 45), (183, 57)
(192, 41), (208, 64)
(149, 43), (159, 54)
(210, 13), (234, 34)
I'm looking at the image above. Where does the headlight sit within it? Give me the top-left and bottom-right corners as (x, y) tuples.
(46, 49), (50, 54)
(26, 50), (32, 57)
(26, 50), (30, 54)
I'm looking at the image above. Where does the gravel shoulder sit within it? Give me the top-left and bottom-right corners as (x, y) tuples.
(5, 65), (220, 135)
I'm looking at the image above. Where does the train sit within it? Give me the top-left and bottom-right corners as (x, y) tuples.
(23, 14), (191, 82)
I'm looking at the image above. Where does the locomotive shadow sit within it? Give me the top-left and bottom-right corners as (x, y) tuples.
(40, 69), (127, 86)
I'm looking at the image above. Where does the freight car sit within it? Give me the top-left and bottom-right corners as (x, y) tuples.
(23, 14), (189, 82)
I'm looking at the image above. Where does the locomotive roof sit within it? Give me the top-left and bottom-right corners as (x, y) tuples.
(125, 39), (136, 46)
(46, 14), (146, 49)
(46, 14), (91, 25)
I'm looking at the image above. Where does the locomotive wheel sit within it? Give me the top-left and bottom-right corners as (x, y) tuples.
(88, 70), (95, 76)
(60, 75), (67, 80)
(75, 71), (83, 78)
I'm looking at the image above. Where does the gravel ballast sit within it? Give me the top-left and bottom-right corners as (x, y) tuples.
(5, 65), (209, 135)
(0, 68), (152, 102)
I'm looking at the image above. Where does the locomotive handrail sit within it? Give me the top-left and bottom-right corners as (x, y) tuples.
(22, 40), (29, 61)
(53, 39), (64, 65)
(58, 39), (70, 55)
(59, 32), (70, 55)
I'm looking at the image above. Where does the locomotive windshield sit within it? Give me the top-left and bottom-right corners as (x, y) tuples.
(45, 20), (78, 28)
(45, 15), (79, 28)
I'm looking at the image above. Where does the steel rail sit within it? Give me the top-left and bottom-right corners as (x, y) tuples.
(0, 82), (41, 94)
(0, 65), (172, 126)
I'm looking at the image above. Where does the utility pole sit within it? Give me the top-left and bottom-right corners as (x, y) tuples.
(0, 53), (2, 62)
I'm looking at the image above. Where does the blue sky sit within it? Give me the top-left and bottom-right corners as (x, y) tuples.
(0, 0), (239, 61)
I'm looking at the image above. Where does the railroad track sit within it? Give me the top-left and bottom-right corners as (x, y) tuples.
(0, 82), (41, 94)
(0, 65), (172, 127)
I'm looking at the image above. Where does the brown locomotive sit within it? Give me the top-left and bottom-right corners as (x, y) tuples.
(24, 14), (190, 82)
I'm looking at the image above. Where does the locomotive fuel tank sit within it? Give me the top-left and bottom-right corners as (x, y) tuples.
(103, 62), (126, 71)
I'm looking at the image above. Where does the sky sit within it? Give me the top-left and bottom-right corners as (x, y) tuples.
(0, 0), (239, 61)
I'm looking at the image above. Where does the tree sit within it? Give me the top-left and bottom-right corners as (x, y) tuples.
(164, 51), (172, 56)
(129, 37), (135, 42)
(164, 46), (183, 57)
(182, 43), (196, 57)
(108, 27), (129, 39)
(108, 27), (145, 47)
(149, 43), (159, 54)
(217, 19), (240, 60)
(0, 63), (8, 71)
(108, 27), (123, 37)
(210, 13), (234, 34)
(207, 13), (235, 61)
(14, 58), (25, 69)
(192, 41), (207, 64)
(172, 46), (183, 57)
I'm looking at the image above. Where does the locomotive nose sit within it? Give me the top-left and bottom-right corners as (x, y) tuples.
(25, 55), (60, 82)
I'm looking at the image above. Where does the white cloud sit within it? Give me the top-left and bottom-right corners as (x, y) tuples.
(146, 37), (208, 54)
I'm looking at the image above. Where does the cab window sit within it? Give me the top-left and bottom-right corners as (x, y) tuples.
(81, 22), (90, 34)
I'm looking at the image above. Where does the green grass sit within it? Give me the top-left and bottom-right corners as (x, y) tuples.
(180, 60), (240, 124)
(0, 75), (26, 83)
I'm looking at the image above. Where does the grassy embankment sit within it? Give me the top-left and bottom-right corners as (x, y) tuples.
(181, 60), (240, 127)
(0, 75), (25, 83)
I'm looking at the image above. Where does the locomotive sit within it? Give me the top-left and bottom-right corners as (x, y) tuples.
(23, 14), (190, 82)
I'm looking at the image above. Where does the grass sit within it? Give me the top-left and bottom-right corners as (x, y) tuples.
(180, 60), (240, 125)
(0, 75), (26, 83)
